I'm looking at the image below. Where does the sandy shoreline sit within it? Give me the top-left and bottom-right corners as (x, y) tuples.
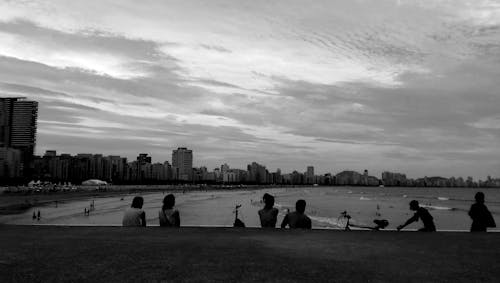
(0, 185), (278, 215)
(1, 225), (500, 282)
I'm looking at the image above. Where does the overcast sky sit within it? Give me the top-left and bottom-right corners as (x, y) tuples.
(1, 0), (500, 179)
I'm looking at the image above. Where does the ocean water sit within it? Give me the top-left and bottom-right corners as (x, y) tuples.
(2, 186), (499, 231)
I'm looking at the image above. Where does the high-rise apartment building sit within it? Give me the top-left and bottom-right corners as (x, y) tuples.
(172, 147), (193, 181)
(0, 97), (38, 176)
(306, 166), (314, 184)
(0, 147), (22, 178)
(247, 162), (267, 183)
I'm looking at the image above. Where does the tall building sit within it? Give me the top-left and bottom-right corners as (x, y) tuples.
(247, 162), (267, 184)
(0, 147), (22, 178)
(172, 147), (193, 181)
(381, 171), (407, 186)
(0, 97), (38, 176)
(306, 166), (314, 184)
(137, 153), (152, 165)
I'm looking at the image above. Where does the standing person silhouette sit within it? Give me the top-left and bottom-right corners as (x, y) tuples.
(122, 196), (146, 227)
(397, 200), (436, 232)
(159, 194), (180, 227)
(258, 193), (279, 228)
(281, 199), (312, 229)
(469, 192), (496, 232)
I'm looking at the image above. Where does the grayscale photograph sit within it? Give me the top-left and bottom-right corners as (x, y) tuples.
(1, 1), (500, 282)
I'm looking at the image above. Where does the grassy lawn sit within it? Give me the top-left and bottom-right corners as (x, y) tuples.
(1, 226), (499, 282)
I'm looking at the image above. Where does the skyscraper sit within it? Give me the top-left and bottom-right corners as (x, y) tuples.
(0, 97), (38, 176)
(306, 166), (314, 184)
(172, 147), (193, 181)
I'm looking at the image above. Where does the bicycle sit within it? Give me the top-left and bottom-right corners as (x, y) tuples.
(339, 210), (389, 231)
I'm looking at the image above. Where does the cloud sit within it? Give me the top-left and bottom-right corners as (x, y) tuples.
(469, 116), (500, 129)
(1, 0), (500, 178)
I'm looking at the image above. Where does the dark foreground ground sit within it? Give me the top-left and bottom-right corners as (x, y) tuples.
(1, 226), (500, 283)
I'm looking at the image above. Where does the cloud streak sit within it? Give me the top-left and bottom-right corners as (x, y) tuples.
(1, 0), (500, 179)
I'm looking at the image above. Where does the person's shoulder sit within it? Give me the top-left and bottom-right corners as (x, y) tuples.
(125, 207), (136, 213)
(419, 207), (429, 213)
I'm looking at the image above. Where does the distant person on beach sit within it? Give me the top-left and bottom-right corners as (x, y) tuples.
(122, 196), (146, 227)
(159, 194), (180, 227)
(469, 192), (496, 232)
(37, 210), (41, 221)
(397, 200), (436, 232)
(258, 193), (279, 228)
(32, 211), (36, 220)
(281, 199), (312, 229)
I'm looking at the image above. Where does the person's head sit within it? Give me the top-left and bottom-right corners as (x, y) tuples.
(475, 192), (485, 204)
(131, 196), (144, 209)
(409, 200), (419, 211)
(296, 199), (306, 214)
(263, 193), (275, 208)
(163, 194), (175, 210)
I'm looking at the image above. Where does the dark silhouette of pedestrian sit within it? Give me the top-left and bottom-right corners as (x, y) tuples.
(258, 193), (279, 228)
(469, 192), (496, 232)
(122, 196), (146, 226)
(37, 210), (41, 221)
(159, 194), (180, 227)
(397, 200), (436, 232)
(281, 199), (312, 229)
(32, 211), (36, 220)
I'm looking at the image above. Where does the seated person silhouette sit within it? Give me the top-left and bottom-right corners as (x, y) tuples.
(258, 193), (279, 228)
(281, 199), (312, 229)
(122, 196), (146, 227)
(469, 192), (496, 232)
(397, 200), (436, 232)
(159, 194), (180, 227)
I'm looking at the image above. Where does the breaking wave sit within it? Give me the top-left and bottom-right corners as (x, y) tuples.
(421, 204), (455, 211)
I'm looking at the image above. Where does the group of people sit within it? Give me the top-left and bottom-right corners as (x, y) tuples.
(32, 210), (41, 221)
(122, 191), (496, 232)
(396, 192), (496, 232)
(122, 194), (180, 227)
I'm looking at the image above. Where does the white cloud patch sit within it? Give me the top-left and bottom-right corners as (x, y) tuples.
(0, 31), (150, 79)
(469, 116), (500, 129)
(1, 0), (500, 178)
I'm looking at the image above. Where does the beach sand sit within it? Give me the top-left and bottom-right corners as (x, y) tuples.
(1, 225), (499, 282)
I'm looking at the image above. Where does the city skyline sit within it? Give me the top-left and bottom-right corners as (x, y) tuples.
(30, 147), (499, 184)
(1, 1), (500, 179)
